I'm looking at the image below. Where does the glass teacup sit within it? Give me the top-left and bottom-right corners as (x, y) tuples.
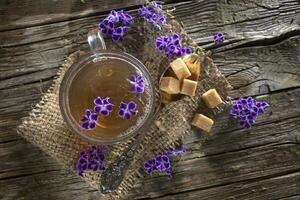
(59, 30), (155, 144)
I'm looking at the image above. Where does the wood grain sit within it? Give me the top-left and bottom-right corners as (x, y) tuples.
(0, 0), (144, 31)
(0, 0), (300, 199)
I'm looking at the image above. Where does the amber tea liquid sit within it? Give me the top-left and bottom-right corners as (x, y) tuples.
(68, 57), (152, 141)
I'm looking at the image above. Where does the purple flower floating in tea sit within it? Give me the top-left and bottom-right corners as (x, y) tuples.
(98, 10), (132, 42)
(138, 1), (167, 29)
(129, 74), (145, 95)
(76, 145), (107, 176)
(230, 96), (269, 129)
(118, 101), (138, 119)
(155, 33), (192, 58)
(94, 97), (113, 116)
(80, 97), (113, 130)
(213, 32), (225, 45)
(80, 109), (98, 130)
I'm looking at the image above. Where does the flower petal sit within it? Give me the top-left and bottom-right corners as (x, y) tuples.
(85, 109), (92, 117)
(130, 75), (137, 82)
(91, 113), (98, 121)
(136, 85), (144, 93)
(94, 106), (101, 113)
(82, 122), (90, 130)
(106, 104), (113, 111)
(130, 85), (137, 93)
(128, 102), (137, 110)
(89, 121), (96, 129)
(101, 110), (109, 116)
(118, 110), (125, 117)
(94, 97), (103, 105)
(120, 102), (127, 110)
(125, 113), (131, 119)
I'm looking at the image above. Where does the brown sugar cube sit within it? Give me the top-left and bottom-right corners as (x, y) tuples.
(170, 58), (191, 80)
(202, 89), (223, 108)
(181, 79), (198, 96)
(159, 77), (180, 94)
(160, 91), (173, 104)
(184, 54), (201, 81)
(192, 114), (214, 132)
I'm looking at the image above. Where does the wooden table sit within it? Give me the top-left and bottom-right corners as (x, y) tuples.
(1, 0), (300, 199)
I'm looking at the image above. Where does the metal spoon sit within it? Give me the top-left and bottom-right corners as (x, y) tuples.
(100, 105), (161, 194)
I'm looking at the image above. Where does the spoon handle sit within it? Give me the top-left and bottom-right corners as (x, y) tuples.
(100, 132), (143, 194)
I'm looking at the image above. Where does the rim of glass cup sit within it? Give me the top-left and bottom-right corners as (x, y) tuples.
(59, 50), (156, 145)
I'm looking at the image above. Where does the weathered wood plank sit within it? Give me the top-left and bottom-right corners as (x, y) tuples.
(214, 35), (300, 97)
(136, 171), (300, 200)
(280, 195), (300, 200)
(0, 169), (101, 200)
(176, 0), (300, 50)
(0, 0), (145, 31)
(1, 88), (299, 199)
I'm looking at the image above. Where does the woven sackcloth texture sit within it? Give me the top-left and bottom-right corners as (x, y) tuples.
(17, 19), (231, 200)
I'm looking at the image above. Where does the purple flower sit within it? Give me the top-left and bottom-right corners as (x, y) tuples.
(129, 74), (145, 94)
(118, 10), (133, 26)
(94, 96), (113, 116)
(214, 32), (225, 45)
(106, 10), (120, 22)
(98, 10), (132, 42)
(155, 155), (171, 172)
(138, 1), (167, 29)
(80, 109), (98, 130)
(112, 26), (127, 42)
(230, 97), (269, 129)
(75, 145), (107, 176)
(144, 158), (157, 174)
(143, 154), (172, 178)
(76, 157), (88, 176)
(155, 33), (192, 58)
(118, 101), (138, 119)
(98, 19), (114, 35)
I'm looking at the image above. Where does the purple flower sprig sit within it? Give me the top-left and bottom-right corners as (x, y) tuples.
(144, 155), (172, 178)
(155, 33), (192, 58)
(80, 96), (113, 130)
(119, 101), (138, 119)
(138, 1), (167, 29)
(230, 96), (269, 129)
(143, 149), (186, 179)
(76, 145), (107, 176)
(213, 32), (225, 45)
(98, 10), (133, 42)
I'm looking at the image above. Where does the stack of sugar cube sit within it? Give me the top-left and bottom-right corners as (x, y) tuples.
(159, 54), (224, 133)
(159, 54), (201, 97)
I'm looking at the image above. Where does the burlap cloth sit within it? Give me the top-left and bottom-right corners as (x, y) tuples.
(17, 19), (231, 199)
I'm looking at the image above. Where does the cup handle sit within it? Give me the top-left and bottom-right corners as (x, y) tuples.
(87, 29), (106, 54)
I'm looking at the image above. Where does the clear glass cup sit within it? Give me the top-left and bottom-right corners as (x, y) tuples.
(59, 30), (156, 144)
